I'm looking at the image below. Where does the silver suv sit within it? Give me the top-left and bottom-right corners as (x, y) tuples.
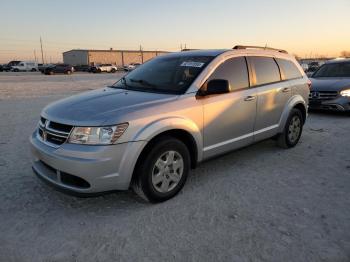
(30, 46), (310, 202)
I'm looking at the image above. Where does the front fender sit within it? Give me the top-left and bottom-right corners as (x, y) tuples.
(278, 95), (307, 133)
(131, 117), (203, 162)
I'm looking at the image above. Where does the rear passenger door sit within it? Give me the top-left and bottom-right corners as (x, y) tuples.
(55, 65), (63, 73)
(201, 56), (257, 159)
(275, 58), (307, 100)
(247, 56), (291, 140)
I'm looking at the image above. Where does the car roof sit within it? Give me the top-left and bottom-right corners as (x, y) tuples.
(160, 48), (294, 60)
(164, 49), (229, 58)
(325, 58), (350, 64)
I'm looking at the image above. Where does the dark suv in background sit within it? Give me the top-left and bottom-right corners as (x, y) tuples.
(309, 59), (350, 112)
(44, 64), (74, 75)
(3, 61), (21, 71)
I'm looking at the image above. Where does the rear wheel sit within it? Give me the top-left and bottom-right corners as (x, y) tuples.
(66, 70), (71, 75)
(277, 108), (303, 148)
(111, 68), (116, 73)
(31, 68), (37, 72)
(132, 137), (190, 202)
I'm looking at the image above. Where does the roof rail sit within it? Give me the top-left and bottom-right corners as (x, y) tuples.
(232, 45), (288, 54)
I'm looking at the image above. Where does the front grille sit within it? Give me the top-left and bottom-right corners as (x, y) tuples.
(309, 91), (338, 101)
(48, 121), (72, 133)
(38, 160), (90, 189)
(38, 117), (73, 146)
(61, 172), (90, 189)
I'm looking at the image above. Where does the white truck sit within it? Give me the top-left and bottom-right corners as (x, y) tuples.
(11, 61), (38, 72)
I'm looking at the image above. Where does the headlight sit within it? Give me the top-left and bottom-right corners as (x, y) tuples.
(340, 89), (350, 97)
(68, 123), (128, 145)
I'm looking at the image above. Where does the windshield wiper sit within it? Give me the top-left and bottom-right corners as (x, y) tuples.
(129, 78), (158, 88)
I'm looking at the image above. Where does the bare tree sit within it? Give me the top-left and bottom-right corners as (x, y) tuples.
(340, 50), (350, 57)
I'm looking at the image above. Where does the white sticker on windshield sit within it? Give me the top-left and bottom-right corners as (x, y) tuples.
(180, 61), (205, 68)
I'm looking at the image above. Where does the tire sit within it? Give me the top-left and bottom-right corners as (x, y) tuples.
(66, 70), (71, 75)
(49, 71), (54, 75)
(111, 68), (116, 73)
(13, 68), (19, 72)
(277, 108), (303, 148)
(132, 137), (191, 203)
(31, 68), (37, 72)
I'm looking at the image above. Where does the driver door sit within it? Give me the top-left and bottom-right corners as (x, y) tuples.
(201, 57), (257, 159)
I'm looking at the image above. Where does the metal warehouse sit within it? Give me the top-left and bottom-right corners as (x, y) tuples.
(63, 49), (169, 66)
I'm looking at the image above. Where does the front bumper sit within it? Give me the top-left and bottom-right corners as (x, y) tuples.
(309, 96), (350, 111)
(30, 132), (146, 194)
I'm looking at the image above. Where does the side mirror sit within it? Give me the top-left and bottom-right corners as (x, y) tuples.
(201, 79), (230, 96)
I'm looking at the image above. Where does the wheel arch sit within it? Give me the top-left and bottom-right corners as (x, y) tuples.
(278, 95), (307, 133)
(137, 128), (199, 169)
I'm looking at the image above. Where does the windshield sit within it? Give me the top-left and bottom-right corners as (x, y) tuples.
(313, 62), (350, 78)
(112, 55), (214, 94)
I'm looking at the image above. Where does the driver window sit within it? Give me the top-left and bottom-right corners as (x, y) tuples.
(208, 57), (249, 91)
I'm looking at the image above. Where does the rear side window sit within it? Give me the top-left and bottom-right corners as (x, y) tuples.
(208, 57), (249, 91)
(276, 58), (302, 80)
(249, 57), (281, 86)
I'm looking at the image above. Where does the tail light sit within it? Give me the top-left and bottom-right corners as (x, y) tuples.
(307, 79), (312, 89)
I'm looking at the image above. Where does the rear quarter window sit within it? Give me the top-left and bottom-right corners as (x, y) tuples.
(249, 57), (281, 86)
(276, 58), (302, 80)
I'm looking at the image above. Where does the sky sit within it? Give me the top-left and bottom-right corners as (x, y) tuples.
(0, 0), (349, 63)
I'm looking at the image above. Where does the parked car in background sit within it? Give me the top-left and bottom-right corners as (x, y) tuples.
(300, 63), (309, 72)
(38, 63), (55, 73)
(124, 62), (141, 71)
(30, 46), (309, 202)
(306, 61), (320, 76)
(11, 61), (38, 72)
(3, 61), (21, 71)
(0, 64), (3, 72)
(74, 65), (92, 72)
(309, 58), (350, 112)
(91, 64), (117, 73)
(44, 64), (74, 75)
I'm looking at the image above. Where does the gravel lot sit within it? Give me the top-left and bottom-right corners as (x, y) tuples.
(0, 72), (349, 262)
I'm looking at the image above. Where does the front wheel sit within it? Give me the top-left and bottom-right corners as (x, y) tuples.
(132, 137), (190, 202)
(277, 108), (303, 148)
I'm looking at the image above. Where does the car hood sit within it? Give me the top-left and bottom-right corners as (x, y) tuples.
(310, 77), (350, 91)
(42, 87), (178, 126)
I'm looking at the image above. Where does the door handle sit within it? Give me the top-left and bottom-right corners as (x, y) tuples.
(282, 87), (291, 93)
(244, 96), (256, 101)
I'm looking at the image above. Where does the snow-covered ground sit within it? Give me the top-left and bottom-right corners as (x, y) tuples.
(0, 72), (349, 261)
(0, 71), (124, 99)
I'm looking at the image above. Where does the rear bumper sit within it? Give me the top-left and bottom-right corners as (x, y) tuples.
(309, 96), (350, 111)
(30, 132), (146, 194)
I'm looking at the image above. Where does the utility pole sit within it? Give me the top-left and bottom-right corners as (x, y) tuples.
(140, 45), (144, 63)
(33, 50), (37, 62)
(40, 37), (45, 64)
